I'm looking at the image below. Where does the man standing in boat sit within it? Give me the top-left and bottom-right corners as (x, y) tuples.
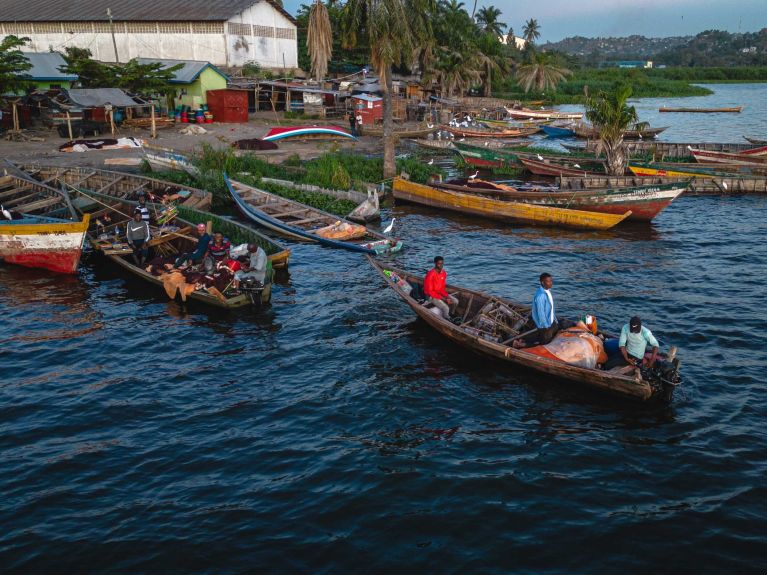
(515, 273), (559, 348)
(423, 256), (458, 320)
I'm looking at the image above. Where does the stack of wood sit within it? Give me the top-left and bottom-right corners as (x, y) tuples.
(122, 117), (175, 130)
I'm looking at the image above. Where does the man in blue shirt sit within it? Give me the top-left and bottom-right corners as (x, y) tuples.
(618, 315), (659, 368)
(514, 272), (559, 348)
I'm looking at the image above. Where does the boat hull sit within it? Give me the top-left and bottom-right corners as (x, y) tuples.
(0, 215), (89, 274)
(691, 147), (767, 166)
(541, 125), (576, 137)
(393, 178), (630, 230)
(263, 126), (356, 142)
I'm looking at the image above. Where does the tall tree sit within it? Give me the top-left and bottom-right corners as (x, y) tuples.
(475, 6), (506, 38)
(585, 83), (639, 176)
(307, 0), (333, 82)
(0, 36), (33, 95)
(342, 0), (431, 178)
(522, 18), (541, 46)
(60, 47), (116, 88)
(116, 59), (183, 94)
(475, 31), (509, 97)
(515, 50), (571, 93)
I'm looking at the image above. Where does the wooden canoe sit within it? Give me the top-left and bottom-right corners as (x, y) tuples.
(564, 141), (758, 158)
(392, 177), (631, 230)
(659, 106), (742, 113)
(142, 144), (200, 177)
(453, 142), (521, 169)
(557, 174), (767, 195)
(362, 125), (436, 139)
(574, 124), (668, 140)
(628, 162), (767, 179)
(519, 157), (603, 177)
(505, 107), (583, 121)
(368, 257), (680, 402)
(690, 146), (767, 166)
(16, 164), (212, 210)
(226, 177), (403, 255)
(443, 125), (539, 139)
(410, 138), (456, 150)
(541, 124), (576, 138)
(429, 179), (686, 221)
(744, 137), (767, 146)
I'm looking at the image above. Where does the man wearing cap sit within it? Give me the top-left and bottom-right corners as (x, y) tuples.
(174, 223), (211, 268)
(618, 316), (659, 368)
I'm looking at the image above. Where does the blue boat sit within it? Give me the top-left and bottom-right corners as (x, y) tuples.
(225, 175), (402, 255)
(542, 125), (576, 138)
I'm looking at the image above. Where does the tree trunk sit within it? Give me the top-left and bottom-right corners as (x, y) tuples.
(382, 67), (396, 179)
(605, 139), (627, 176)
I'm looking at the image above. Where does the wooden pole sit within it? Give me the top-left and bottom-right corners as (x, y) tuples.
(110, 109), (115, 135)
(12, 102), (19, 131)
(66, 111), (73, 140)
(150, 105), (157, 139)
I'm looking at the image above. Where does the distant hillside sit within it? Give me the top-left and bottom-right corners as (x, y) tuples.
(543, 29), (767, 67)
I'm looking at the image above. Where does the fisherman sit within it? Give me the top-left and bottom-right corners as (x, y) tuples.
(232, 243), (267, 290)
(125, 210), (151, 266)
(206, 232), (231, 266)
(423, 256), (458, 320)
(514, 272), (558, 348)
(355, 112), (364, 136)
(174, 223), (211, 268)
(616, 315), (659, 368)
(134, 193), (151, 223)
(348, 113), (358, 137)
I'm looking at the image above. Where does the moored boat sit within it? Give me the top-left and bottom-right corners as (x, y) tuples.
(573, 124), (668, 140)
(744, 137), (767, 146)
(505, 107), (583, 121)
(226, 177), (402, 255)
(392, 177), (632, 230)
(541, 124), (576, 138)
(142, 145), (200, 176)
(453, 141), (520, 169)
(628, 161), (767, 179)
(519, 156), (602, 177)
(690, 146), (767, 166)
(659, 106), (742, 113)
(368, 257), (682, 402)
(362, 125), (435, 139)
(263, 125), (356, 142)
(442, 125), (539, 139)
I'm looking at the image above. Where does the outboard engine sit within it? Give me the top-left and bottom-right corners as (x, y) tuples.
(641, 346), (682, 402)
(239, 277), (265, 305)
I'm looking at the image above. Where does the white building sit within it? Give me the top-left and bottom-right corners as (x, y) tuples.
(0, 0), (298, 69)
(501, 35), (527, 50)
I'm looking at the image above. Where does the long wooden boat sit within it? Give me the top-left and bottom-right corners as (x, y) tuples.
(479, 118), (551, 129)
(564, 141), (757, 158)
(659, 106), (742, 113)
(454, 141), (520, 169)
(16, 164), (212, 210)
(142, 145), (200, 176)
(430, 178), (686, 221)
(628, 161), (767, 179)
(744, 137), (767, 146)
(574, 124), (668, 140)
(392, 177), (631, 230)
(519, 157), (602, 177)
(78, 196), (287, 307)
(557, 174), (767, 195)
(226, 177), (403, 255)
(362, 125), (435, 139)
(368, 257), (681, 402)
(442, 125), (539, 139)
(505, 107), (583, 121)
(541, 124), (576, 138)
(263, 125), (356, 141)
(690, 146), (767, 166)
(410, 138), (456, 151)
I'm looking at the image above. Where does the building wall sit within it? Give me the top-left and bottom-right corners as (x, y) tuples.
(172, 67), (228, 108)
(32, 80), (74, 91)
(226, 3), (298, 68)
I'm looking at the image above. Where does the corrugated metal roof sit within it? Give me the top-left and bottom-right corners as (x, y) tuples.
(0, 0), (296, 24)
(22, 52), (77, 82)
(135, 59), (227, 84)
(65, 88), (143, 107)
(352, 94), (382, 102)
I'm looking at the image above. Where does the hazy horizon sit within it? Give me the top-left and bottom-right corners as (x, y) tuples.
(282, 0), (766, 43)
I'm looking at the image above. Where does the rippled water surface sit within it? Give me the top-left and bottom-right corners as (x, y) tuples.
(2, 85), (767, 572)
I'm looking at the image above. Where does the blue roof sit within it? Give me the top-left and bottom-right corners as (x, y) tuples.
(21, 52), (77, 82)
(352, 94), (382, 102)
(135, 58), (228, 84)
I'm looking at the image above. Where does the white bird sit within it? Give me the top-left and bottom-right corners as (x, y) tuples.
(427, 158), (434, 165)
(687, 145), (693, 151)
(722, 181), (728, 190)
(484, 141), (489, 147)
(638, 133), (643, 140)
(574, 163), (581, 168)
(427, 123), (434, 129)
(459, 138), (465, 142)
(382, 218), (396, 234)
(468, 170), (479, 180)
(1, 205), (11, 220)
(537, 154), (544, 161)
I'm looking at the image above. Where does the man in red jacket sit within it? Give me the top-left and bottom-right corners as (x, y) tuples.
(423, 256), (458, 319)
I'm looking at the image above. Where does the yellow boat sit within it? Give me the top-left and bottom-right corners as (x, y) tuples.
(392, 178), (631, 230)
(628, 163), (740, 179)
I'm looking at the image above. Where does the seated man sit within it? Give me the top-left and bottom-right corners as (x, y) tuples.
(514, 273), (559, 348)
(174, 223), (211, 268)
(423, 256), (458, 320)
(205, 232), (231, 271)
(125, 210), (151, 266)
(232, 243), (267, 290)
(612, 315), (659, 369)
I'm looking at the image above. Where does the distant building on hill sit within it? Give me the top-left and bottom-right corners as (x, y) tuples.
(501, 35), (527, 50)
(0, 0), (298, 69)
(605, 60), (654, 69)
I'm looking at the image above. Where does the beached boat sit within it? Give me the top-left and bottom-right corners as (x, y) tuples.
(392, 177), (631, 230)
(16, 164), (212, 210)
(557, 174), (767, 195)
(744, 137), (767, 146)
(442, 125), (539, 139)
(263, 125), (356, 142)
(505, 107), (583, 121)
(0, 171), (90, 273)
(362, 125), (435, 139)
(573, 124), (668, 140)
(659, 106), (742, 113)
(430, 178), (686, 221)
(410, 138), (456, 151)
(690, 146), (767, 166)
(628, 161), (767, 179)
(368, 258), (682, 402)
(519, 157), (603, 177)
(142, 145), (200, 176)
(541, 124), (576, 138)
(226, 177), (402, 255)
(453, 142), (520, 169)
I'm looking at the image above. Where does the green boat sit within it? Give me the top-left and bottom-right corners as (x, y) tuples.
(453, 142), (521, 169)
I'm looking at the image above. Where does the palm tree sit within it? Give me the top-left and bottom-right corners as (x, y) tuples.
(475, 6), (506, 38)
(515, 51), (571, 93)
(475, 31), (509, 97)
(342, 0), (431, 178)
(307, 0), (333, 82)
(585, 83), (639, 176)
(522, 18), (541, 46)
(434, 47), (482, 97)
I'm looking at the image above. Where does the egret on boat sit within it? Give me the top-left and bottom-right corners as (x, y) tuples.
(427, 159), (434, 165)
(459, 138), (465, 142)
(687, 145), (693, 151)
(468, 170), (479, 181)
(427, 123), (434, 129)
(382, 218), (396, 234)
(722, 181), (728, 190)
(484, 141), (489, 146)
(1, 205), (11, 220)
(574, 163), (581, 168)
(537, 154), (544, 161)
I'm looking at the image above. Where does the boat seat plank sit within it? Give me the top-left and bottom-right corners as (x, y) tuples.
(265, 208), (311, 218)
(5, 191), (42, 207)
(15, 196), (62, 213)
(97, 176), (124, 194)
(292, 215), (331, 226)
(0, 185), (33, 201)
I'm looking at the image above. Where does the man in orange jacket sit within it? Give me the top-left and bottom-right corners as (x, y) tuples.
(423, 256), (458, 319)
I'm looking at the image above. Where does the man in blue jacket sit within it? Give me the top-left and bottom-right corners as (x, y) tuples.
(514, 272), (559, 348)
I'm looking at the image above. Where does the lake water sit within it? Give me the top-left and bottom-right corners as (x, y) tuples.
(1, 84), (766, 572)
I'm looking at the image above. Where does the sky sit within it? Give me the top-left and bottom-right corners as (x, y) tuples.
(282, 0), (767, 43)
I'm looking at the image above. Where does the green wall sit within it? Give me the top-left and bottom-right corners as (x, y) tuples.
(173, 67), (228, 108)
